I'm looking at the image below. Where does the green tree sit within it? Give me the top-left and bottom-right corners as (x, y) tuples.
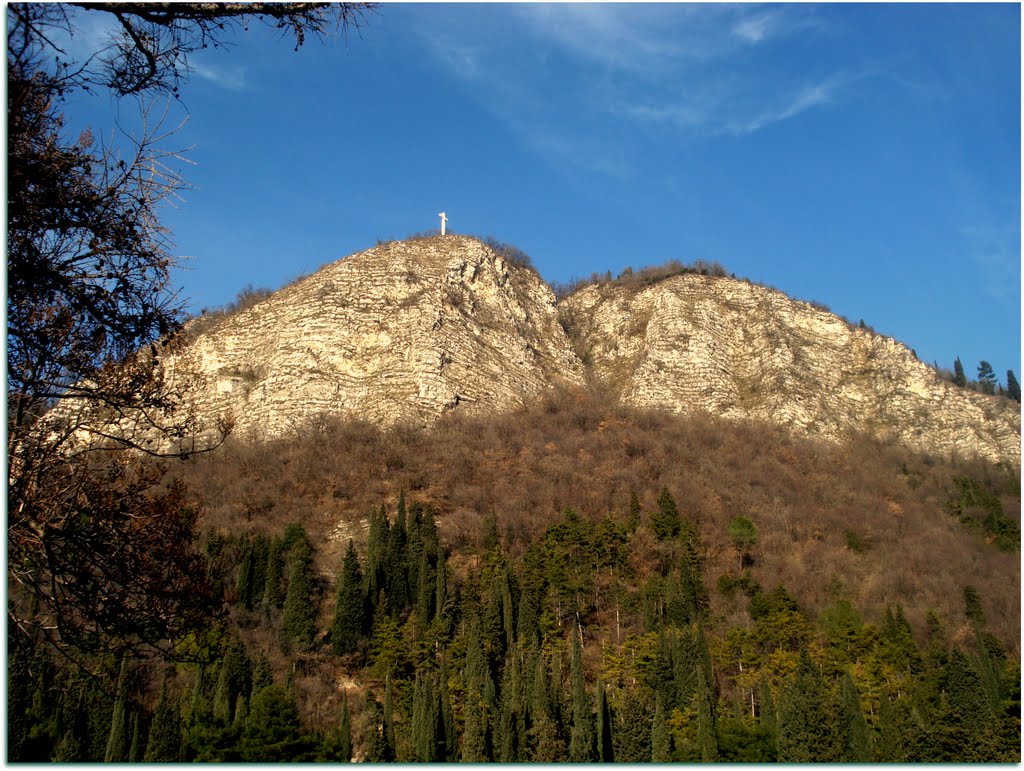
(281, 538), (317, 652)
(652, 487), (682, 541)
(569, 625), (595, 761)
(338, 691), (353, 763)
(104, 657), (130, 763)
(953, 356), (967, 387)
(977, 361), (997, 394)
(331, 540), (367, 655)
(595, 680), (614, 762)
(839, 671), (870, 762)
(238, 684), (313, 761)
(1006, 369), (1020, 402)
(727, 516), (758, 569)
(651, 694), (671, 761)
(776, 652), (840, 762)
(627, 490), (642, 533)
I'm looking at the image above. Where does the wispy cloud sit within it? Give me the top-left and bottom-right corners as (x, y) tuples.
(191, 61), (247, 91)
(408, 4), (841, 177)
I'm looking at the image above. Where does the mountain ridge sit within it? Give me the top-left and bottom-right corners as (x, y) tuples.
(145, 235), (1020, 464)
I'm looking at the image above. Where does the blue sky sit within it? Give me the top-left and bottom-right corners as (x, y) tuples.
(60, 3), (1021, 382)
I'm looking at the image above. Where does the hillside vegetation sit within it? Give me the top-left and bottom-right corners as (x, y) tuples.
(11, 393), (1019, 762)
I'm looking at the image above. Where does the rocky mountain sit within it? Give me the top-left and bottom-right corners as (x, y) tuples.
(166, 235), (583, 439)
(560, 276), (1020, 465)
(150, 236), (1017, 464)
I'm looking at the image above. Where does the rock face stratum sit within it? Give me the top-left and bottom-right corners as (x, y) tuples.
(140, 236), (1019, 464)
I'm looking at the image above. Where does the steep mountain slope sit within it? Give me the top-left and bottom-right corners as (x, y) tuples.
(559, 276), (1020, 465)
(167, 236), (584, 440)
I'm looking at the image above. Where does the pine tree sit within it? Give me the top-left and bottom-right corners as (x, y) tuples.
(977, 361), (997, 394)
(104, 657), (130, 763)
(331, 540), (367, 655)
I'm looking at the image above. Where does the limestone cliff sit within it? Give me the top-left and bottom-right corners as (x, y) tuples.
(167, 236), (584, 440)
(558, 275), (1020, 465)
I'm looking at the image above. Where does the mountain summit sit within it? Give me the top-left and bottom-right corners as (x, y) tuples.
(171, 235), (583, 438)
(158, 236), (1018, 464)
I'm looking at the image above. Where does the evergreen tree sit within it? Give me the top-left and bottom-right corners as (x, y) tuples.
(338, 691), (352, 763)
(696, 665), (719, 761)
(127, 712), (143, 762)
(569, 624), (595, 762)
(627, 490), (641, 533)
(839, 671), (870, 762)
(651, 694), (671, 762)
(439, 665), (457, 762)
(596, 680), (614, 762)
(238, 684), (313, 761)
(331, 540), (367, 655)
(977, 361), (997, 394)
(498, 643), (527, 762)
(144, 689), (182, 762)
(263, 536), (285, 610)
(652, 487), (681, 541)
(1006, 369), (1021, 402)
(411, 670), (437, 762)
(953, 356), (967, 387)
(381, 674), (396, 762)
(776, 651), (840, 762)
(281, 538), (317, 652)
(104, 657), (130, 763)
(614, 690), (651, 762)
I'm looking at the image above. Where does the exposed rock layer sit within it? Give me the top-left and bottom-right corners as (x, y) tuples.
(559, 276), (1020, 465)
(154, 237), (1018, 464)
(169, 236), (584, 439)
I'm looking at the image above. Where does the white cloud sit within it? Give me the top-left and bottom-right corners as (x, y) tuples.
(725, 77), (840, 135)
(191, 61), (247, 91)
(733, 12), (777, 44)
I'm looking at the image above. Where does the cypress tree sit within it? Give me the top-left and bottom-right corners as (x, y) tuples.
(1006, 370), (1020, 402)
(839, 671), (870, 762)
(212, 660), (232, 724)
(263, 536), (285, 610)
(652, 487), (681, 541)
(596, 680), (614, 762)
(381, 675), (396, 762)
(336, 691), (352, 762)
(651, 694), (671, 762)
(953, 356), (967, 387)
(569, 624), (595, 762)
(233, 695), (248, 728)
(498, 643), (527, 762)
(281, 538), (317, 652)
(696, 666), (719, 761)
(331, 540), (367, 655)
(235, 535), (255, 609)
(776, 651), (840, 762)
(386, 498), (409, 614)
(411, 670), (437, 762)
(144, 689), (182, 762)
(127, 712), (143, 762)
(614, 690), (651, 762)
(438, 665), (456, 761)
(104, 657), (130, 763)
(627, 490), (641, 533)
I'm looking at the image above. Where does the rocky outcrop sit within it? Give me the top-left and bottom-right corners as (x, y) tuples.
(559, 276), (1020, 465)
(165, 236), (584, 440)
